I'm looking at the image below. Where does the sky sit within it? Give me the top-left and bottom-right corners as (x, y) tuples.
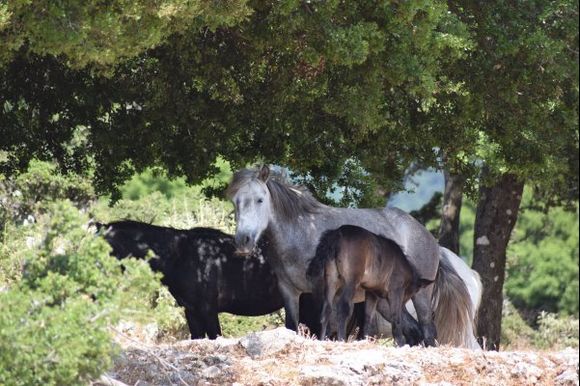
(387, 169), (445, 212)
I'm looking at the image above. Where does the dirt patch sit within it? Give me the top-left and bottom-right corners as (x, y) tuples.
(100, 327), (579, 386)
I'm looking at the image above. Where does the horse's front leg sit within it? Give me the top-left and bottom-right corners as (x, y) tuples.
(184, 308), (206, 339)
(411, 285), (437, 347)
(278, 283), (301, 331)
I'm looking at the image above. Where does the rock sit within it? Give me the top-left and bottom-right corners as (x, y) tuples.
(201, 365), (221, 379)
(239, 327), (303, 359)
(555, 369), (579, 386)
(299, 365), (355, 386)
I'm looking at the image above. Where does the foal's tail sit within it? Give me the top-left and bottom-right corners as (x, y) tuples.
(306, 229), (341, 279)
(432, 248), (482, 349)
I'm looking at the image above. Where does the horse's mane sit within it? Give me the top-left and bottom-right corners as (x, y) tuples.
(227, 167), (324, 221)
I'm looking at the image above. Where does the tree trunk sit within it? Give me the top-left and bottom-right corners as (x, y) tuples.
(472, 170), (524, 350)
(438, 171), (465, 255)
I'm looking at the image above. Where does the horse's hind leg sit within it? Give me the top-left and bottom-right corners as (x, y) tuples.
(336, 283), (356, 341)
(361, 292), (379, 339)
(320, 275), (340, 340)
(401, 308), (424, 346)
(412, 285), (437, 347)
(388, 288), (407, 347)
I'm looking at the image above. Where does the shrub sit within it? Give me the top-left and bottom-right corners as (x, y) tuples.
(501, 300), (537, 350)
(0, 200), (163, 385)
(0, 160), (95, 226)
(501, 299), (580, 350)
(220, 312), (285, 338)
(534, 312), (579, 350)
(0, 288), (116, 386)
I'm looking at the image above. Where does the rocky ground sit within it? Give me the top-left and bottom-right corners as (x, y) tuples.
(96, 326), (579, 386)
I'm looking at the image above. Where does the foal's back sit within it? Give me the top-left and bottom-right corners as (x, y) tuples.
(333, 225), (414, 294)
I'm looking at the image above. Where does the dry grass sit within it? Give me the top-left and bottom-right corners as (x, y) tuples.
(102, 326), (579, 386)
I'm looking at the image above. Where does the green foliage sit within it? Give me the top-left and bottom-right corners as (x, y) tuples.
(0, 199), (165, 385)
(458, 199), (476, 265)
(0, 288), (116, 386)
(506, 191), (579, 316)
(220, 312), (285, 338)
(501, 300), (538, 350)
(0, 0), (251, 68)
(0, 159), (95, 225)
(501, 300), (579, 350)
(534, 312), (580, 350)
(1, 0), (472, 199)
(74, 156), (234, 234)
(441, 0), (579, 199)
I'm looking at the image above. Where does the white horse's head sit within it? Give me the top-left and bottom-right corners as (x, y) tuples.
(228, 165), (273, 255)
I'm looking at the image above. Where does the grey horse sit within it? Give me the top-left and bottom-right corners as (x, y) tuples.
(227, 166), (474, 346)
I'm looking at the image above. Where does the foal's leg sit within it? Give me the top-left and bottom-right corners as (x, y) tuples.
(401, 308), (424, 346)
(362, 292), (379, 339)
(412, 285), (438, 347)
(387, 288), (407, 347)
(320, 277), (340, 340)
(336, 283), (356, 341)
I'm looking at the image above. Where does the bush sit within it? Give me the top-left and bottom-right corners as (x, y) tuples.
(0, 160), (95, 226)
(0, 289), (115, 386)
(534, 312), (579, 350)
(501, 300), (538, 350)
(0, 200), (163, 385)
(220, 312), (285, 338)
(501, 299), (579, 350)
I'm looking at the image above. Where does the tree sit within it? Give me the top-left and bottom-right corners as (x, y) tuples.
(1, 0), (471, 203)
(438, 171), (465, 254)
(0, 0), (251, 68)
(439, 0), (579, 350)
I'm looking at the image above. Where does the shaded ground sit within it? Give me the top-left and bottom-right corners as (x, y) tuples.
(100, 327), (579, 386)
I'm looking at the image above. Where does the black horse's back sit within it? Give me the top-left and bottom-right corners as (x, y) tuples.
(96, 219), (290, 338)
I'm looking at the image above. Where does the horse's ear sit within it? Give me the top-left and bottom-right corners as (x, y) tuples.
(258, 165), (270, 182)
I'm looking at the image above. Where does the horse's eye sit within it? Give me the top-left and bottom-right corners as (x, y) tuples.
(257, 198), (264, 204)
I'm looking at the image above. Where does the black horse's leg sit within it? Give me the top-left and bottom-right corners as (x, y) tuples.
(203, 310), (222, 340)
(400, 308), (424, 346)
(362, 292), (379, 339)
(184, 308), (206, 339)
(411, 286), (438, 347)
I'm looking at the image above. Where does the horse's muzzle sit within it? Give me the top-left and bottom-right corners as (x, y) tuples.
(234, 247), (253, 256)
(234, 232), (256, 256)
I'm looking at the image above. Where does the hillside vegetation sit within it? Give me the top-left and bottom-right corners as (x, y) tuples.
(0, 160), (578, 385)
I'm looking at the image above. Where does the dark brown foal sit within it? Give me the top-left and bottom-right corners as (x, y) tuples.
(308, 225), (433, 345)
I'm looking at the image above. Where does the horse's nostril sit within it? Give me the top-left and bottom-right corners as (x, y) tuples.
(244, 235), (251, 245)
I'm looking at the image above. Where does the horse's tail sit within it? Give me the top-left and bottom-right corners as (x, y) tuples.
(432, 248), (481, 349)
(306, 229), (341, 279)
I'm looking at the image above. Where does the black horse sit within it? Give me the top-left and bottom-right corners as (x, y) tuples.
(96, 220), (324, 339)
